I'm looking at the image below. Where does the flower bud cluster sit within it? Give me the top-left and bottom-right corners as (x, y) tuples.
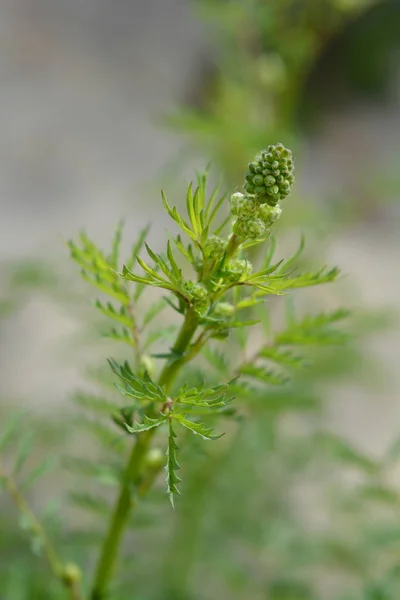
(226, 258), (253, 282)
(244, 143), (294, 205)
(229, 143), (294, 241)
(204, 235), (227, 259)
(183, 281), (209, 311)
(230, 192), (282, 240)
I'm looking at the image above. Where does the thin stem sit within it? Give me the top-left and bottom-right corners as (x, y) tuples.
(0, 461), (83, 600)
(225, 233), (241, 261)
(90, 308), (199, 600)
(126, 296), (142, 369)
(158, 308), (199, 387)
(90, 430), (153, 600)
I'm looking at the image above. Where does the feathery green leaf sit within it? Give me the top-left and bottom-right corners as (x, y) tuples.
(165, 420), (181, 508)
(125, 415), (167, 434)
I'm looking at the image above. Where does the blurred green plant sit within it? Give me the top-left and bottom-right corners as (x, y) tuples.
(2, 146), (381, 599)
(166, 0), (379, 185)
(1, 2), (398, 598)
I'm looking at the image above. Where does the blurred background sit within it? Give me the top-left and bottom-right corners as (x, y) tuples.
(1, 1), (400, 599)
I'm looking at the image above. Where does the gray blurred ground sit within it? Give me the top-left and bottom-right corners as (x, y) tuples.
(0, 0), (399, 456)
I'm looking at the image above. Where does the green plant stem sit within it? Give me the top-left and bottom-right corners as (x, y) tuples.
(0, 461), (83, 600)
(90, 308), (199, 600)
(225, 233), (241, 260)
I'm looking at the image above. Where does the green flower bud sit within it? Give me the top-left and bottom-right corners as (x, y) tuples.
(233, 217), (266, 240)
(144, 447), (164, 470)
(232, 194), (258, 218)
(230, 192), (245, 216)
(244, 183), (255, 194)
(252, 174), (264, 186)
(211, 328), (230, 340)
(184, 281), (208, 307)
(61, 564), (82, 585)
(244, 143), (295, 205)
(204, 235), (227, 259)
(264, 175), (276, 187)
(213, 302), (235, 317)
(194, 257), (203, 272)
(227, 258), (253, 280)
(254, 185), (266, 195)
(258, 204), (282, 227)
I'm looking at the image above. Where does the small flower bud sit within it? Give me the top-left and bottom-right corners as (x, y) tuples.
(252, 174), (264, 186)
(204, 235), (227, 259)
(264, 175), (276, 187)
(234, 217), (266, 240)
(144, 447), (164, 470)
(254, 185), (266, 195)
(227, 258), (253, 281)
(213, 302), (236, 317)
(231, 193), (258, 218)
(244, 183), (255, 194)
(61, 563), (82, 585)
(184, 281), (208, 308)
(229, 192), (245, 216)
(194, 257), (203, 272)
(258, 204), (282, 227)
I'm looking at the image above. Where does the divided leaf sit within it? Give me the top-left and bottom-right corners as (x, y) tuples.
(108, 359), (166, 404)
(165, 421), (181, 508)
(124, 415), (167, 434)
(239, 364), (289, 386)
(172, 413), (223, 440)
(275, 309), (350, 346)
(175, 380), (235, 409)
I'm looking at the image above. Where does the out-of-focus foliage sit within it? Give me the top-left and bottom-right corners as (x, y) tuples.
(0, 171), (395, 600)
(167, 0), (384, 183)
(1, 1), (399, 599)
(164, 0), (400, 233)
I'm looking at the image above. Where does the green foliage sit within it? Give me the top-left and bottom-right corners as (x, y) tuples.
(166, 421), (181, 508)
(1, 136), (392, 600)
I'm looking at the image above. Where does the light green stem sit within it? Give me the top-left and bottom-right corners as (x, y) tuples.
(225, 233), (241, 260)
(90, 308), (199, 600)
(0, 461), (83, 600)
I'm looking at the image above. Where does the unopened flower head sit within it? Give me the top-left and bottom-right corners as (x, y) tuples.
(213, 302), (236, 317)
(244, 143), (294, 206)
(230, 192), (259, 219)
(233, 216), (267, 240)
(184, 281), (209, 308)
(258, 204), (282, 227)
(204, 235), (227, 259)
(227, 258), (253, 281)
